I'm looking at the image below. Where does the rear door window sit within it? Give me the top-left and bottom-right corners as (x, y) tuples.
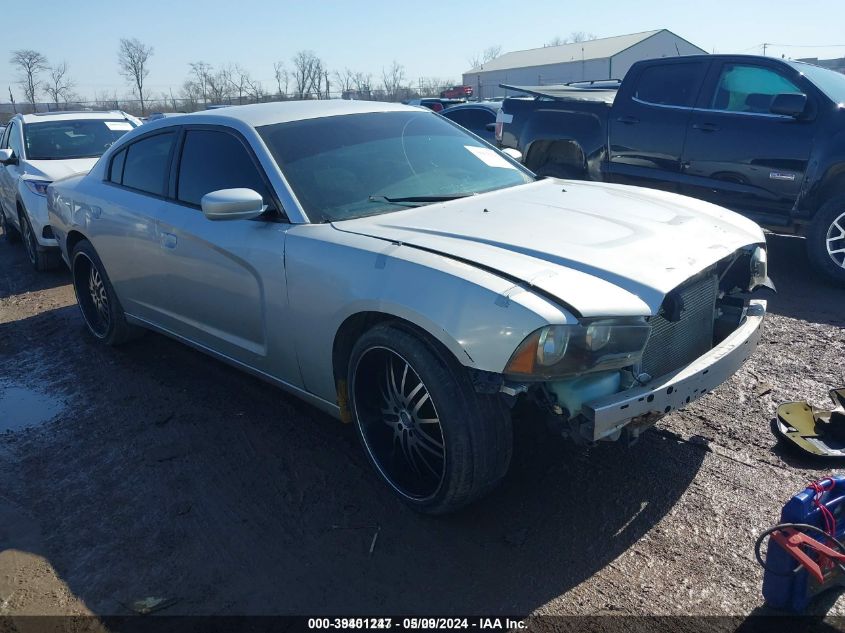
(121, 132), (176, 196)
(176, 129), (272, 208)
(633, 62), (706, 107)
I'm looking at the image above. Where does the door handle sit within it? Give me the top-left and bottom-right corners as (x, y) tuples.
(160, 232), (177, 249)
(616, 115), (640, 125)
(693, 122), (720, 132)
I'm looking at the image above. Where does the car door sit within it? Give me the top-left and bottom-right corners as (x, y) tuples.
(0, 121), (24, 225)
(151, 125), (298, 379)
(606, 59), (709, 191)
(679, 61), (815, 223)
(95, 129), (180, 324)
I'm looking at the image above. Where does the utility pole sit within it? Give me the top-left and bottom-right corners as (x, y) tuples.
(763, 43), (769, 56)
(325, 70), (330, 99)
(8, 87), (16, 113)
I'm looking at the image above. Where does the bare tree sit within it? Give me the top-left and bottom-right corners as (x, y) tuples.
(467, 45), (502, 70)
(292, 50), (324, 99)
(546, 32), (597, 46)
(181, 80), (202, 111)
(227, 64), (253, 104)
(417, 77), (454, 98)
(273, 61), (289, 98)
(381, 61), (405, 101)
(189, 61), (212, 105)
(352, 72), (372, 98)
(334, 68), (356, 94)
(43, 62), (74, 109)
(11, 49), (48, 109)
(117, 38), (154, 114)
(206, 67), (233, 104)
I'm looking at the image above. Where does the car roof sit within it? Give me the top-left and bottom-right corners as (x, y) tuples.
(157, 100), (420, 128)
(17, 110), (132, 124)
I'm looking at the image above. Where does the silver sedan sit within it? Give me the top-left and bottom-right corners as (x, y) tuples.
(48, 101), (769, 514)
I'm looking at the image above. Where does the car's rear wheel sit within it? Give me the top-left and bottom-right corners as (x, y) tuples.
(348, 324), (512, 514)
(807, 195), (845, 286)
(1, 209), (20, 243)
(71, 239), (142, 345)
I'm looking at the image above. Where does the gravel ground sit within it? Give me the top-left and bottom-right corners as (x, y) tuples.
(0, 229), (844, 618)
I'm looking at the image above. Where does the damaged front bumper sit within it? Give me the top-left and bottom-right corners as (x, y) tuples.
(582, 299), (766, 441)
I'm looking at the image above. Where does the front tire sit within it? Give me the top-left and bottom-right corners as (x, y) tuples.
(348, 324), (512, 514)
(19, 210), (58, 271)
(71, 239), (142, 345)
(807, 195), (845, 286)
(1, 209), (20, 243)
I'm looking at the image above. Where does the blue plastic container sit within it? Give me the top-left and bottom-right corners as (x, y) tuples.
(762, 475), (845, 612)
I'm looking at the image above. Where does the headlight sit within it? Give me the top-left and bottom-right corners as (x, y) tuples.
(24, 179), (51, 197)
(504, 318), (651, 380)
(749, 246), (768, 291)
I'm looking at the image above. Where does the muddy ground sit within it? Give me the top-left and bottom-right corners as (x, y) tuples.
(0, 229), (844, 619)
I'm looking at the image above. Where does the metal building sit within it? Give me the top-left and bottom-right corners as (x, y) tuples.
(463, 29), (707, 99)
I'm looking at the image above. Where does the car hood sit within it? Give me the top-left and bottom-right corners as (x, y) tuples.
(24, 158), (99, 182)
(332, 179), (765, 317)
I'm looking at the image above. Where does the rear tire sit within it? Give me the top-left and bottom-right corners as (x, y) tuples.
(348, 324), (512, 515)
(807, 195), (845, 286)
(71, 239), (143, 345)
(1, 209), (20, 243)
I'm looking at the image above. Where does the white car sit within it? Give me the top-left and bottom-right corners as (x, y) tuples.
(0, 111), (138, 270)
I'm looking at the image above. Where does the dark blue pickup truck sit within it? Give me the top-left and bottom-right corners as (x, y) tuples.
(497, 54), (845, 284)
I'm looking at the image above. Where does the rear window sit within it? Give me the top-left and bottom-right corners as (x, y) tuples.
(120, 132), (176, 196)
(633, 63), (705, 108)
(23, 119), (136, 160)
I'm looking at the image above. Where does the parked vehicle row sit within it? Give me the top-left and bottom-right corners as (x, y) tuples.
(0, 110), (139, 269)
(44, 100), (771, 513)
(495, 54), (845, 285)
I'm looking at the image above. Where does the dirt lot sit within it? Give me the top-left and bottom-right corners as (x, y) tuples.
(1, 229), (844, 618)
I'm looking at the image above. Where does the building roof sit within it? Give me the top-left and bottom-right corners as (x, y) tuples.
(466, 29), (673, 74)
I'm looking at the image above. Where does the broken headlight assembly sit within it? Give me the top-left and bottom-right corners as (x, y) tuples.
(504, 318), (651, 380)
(749, 245), (769, 292)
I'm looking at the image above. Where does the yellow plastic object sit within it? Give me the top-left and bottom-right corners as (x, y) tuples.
(776, 388), (845, 457)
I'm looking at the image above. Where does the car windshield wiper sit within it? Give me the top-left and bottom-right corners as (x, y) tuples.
(368, 193), (475, 206)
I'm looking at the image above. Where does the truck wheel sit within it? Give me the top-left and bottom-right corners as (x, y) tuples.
(348, 324), (512, 515)
(534, 162), (583, 180)
(807, 195), (845, 286)
(0, 209), (20, 243)
(71, 239), (143, 345)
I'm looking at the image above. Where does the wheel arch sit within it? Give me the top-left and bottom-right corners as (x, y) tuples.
(524, 138), (587, 174)
(65, 229), (89, 261)
(331, 310), (472, 422)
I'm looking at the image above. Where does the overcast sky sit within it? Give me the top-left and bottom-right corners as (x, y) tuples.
(2, 0), (844, 101)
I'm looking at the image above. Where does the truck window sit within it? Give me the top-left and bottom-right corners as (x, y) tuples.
(633, 63), (704, 108)
(709, 64), (800, 113)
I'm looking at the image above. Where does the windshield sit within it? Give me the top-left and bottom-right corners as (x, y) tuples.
(23, 119), (136, 160)
(257, 111), (534, 222)
(791, 62), (845, 104)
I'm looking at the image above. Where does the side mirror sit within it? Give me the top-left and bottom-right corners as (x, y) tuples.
(501, 147), (523, 162)
(0, 148), (16, 165)
(201, 188), (265, 221)
(485, 122), (497, 132)
(770, 93), (807, 118)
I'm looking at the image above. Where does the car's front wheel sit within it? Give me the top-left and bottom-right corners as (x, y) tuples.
(1, 209), (20, 243)
(71, 239), (142, 345)
(348, 324), (512, 514)
(808, 195), (845, 286)
(19, 209), (58, 271)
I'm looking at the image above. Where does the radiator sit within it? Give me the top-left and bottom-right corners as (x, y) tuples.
(640, 274), (719, 379)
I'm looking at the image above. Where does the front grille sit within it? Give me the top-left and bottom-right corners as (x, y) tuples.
(640, 274), (718, 378)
